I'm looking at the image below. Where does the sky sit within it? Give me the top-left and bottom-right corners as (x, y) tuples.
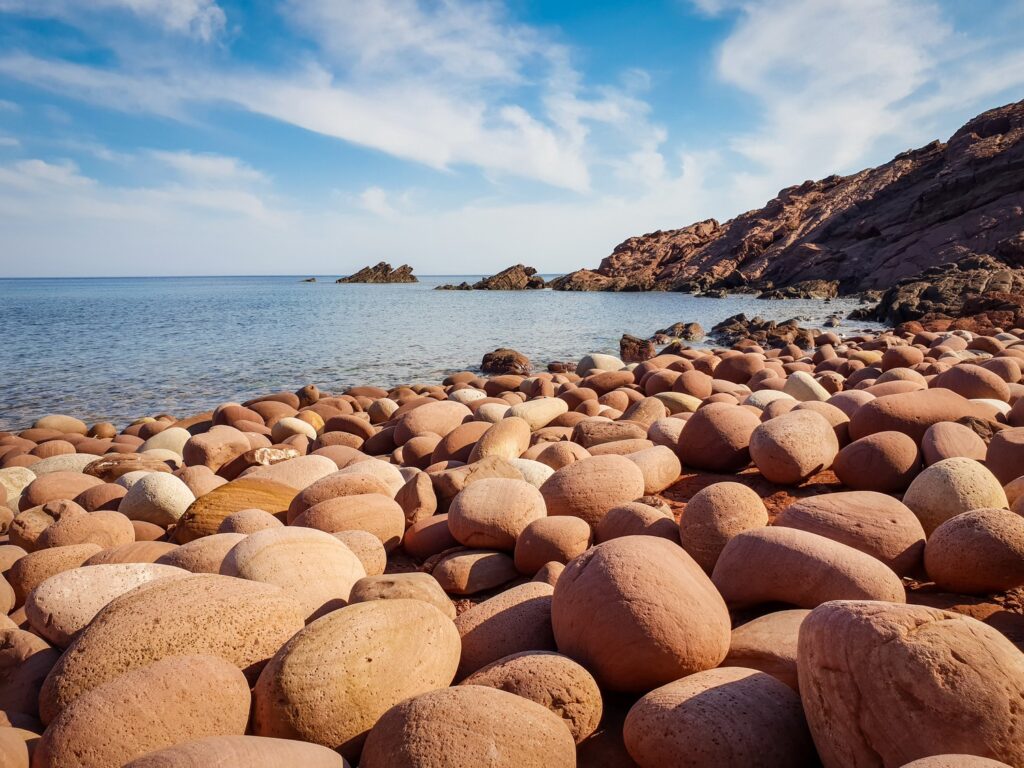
(0, 0), (1022, 277)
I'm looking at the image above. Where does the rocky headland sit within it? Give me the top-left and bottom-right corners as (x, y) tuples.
(337, 262), (418, 284)
(2, 318), (1024, 766)
(551, 99), (1024, 330)
(437, 264), (545, 291)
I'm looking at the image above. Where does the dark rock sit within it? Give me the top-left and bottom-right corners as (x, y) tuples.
(619, 334), (655, 364)
(300, 277), (316, 283)
(758, 280), (839, 300)
(710, 314), (817, 348)
(653, 322), (704, 342)
(436, 282), (473, 291)
(870, 254), (1024, 325)
(337, 262), (418, 284)
(547, 361), (577, 374)
(481, 348), (531, 375)
(550, 99), (1024, 297)
(473, 265), (544, 290)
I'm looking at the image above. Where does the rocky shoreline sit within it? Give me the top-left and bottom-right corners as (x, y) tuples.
(2, 320), (1024, 766)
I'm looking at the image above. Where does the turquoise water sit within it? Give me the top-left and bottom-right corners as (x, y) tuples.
(0, 275), (881, 429)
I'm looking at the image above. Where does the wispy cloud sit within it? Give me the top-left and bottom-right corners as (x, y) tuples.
(151, 150), (267, 184)
(0, 0), (226, 41)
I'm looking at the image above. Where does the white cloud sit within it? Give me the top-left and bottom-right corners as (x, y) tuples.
(0, 137), (19, 147)
(151, 150), (267, 184)
(358, 186), (397, 217)
(703, 0), (1024, 204)
(0, 99), (19, 112)
(0, 0), (225, 41)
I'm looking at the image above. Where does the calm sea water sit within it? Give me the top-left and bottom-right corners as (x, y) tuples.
(0, 275), (882, 430)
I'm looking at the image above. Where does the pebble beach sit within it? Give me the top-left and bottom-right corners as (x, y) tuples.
(1, 323), (1024, 767)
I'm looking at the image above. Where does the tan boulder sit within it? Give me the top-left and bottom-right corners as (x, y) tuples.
(508, 398), (569, 430)
(432, 550), (518, 595)
(349, 573), (455, 619)
(19, 472), (102, 512)
(174, 477), (297, 542)
(448, 478), (545, 550)
(750, 410), (839, 485)
(82, 454), (173, 483)
(86, 541), (176, 565)
(332, 530), (387, 576)
(921, 421), (988, 466)
(677, 402), (760, 472)
(455, 582), (555, 680)
(678, 482), (767, 573)
(118, 473), (195, 526)
(623, 666), (815, 768)
(394, 471), (437, 525)
(798, 601), (1024, 767)
(359, 685), (576, 768)
(8, 544), (102, 605)
(900, 757), (1013, 768)
(712, 527), (905, 608)
(252, 600), (459, 762)
(722, 609), (810, 690)
(402, 514), (458, 560)
(394, 400), (471, 445)
(222, 527), (365, 619)
(924, 507), (1024, 593)
(833, 431), (921, 493)
(848, 389), (991, 443)
(540, 455), (645, 529)
(38, 574), (305, 723)
(596, 501), (678, 543)
(181, 427), (250, 472)
(36, 510), (134, 550)
(985, 427), (1024, 485)
(0, 628), (60, 717)
(514, 516), (591, 575)
(467, 417), (531, 462)
(774, 491), (925, 575)
(216, 507), (283, 533)
(294, 494), (405, 551)
(155, 533), (245, 573)
(624, 445), (681, 494)
(552, 536), (730, 692)
(33, 655), (250, 768)
(903, 457), (1008, 535)
(25, 563), (189, 647)
(121, 736), (348, 767)
(460, 651), (602, 743)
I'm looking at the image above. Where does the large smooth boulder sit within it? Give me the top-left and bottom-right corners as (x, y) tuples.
(174, 477), (297, 542)
(774, 491), (925, 576)
(221, 527), (365, 619)
(552, 536), (730, 692)
(117, 473), (195, 527)
(25, 563), (189, 647)
(252, 599), (459, 762)
(798, 601), (1024, 768)
(623, 667), (815, 768)
(749, 410), (839, 485)
(0, 628), (60, 717)
(513, 515), (591, 575)
(924, 508), (1024, 594)
(678, 482), (768, 573)
(33, 655), (250, 768)
(902, 458), (1008, 535)
(460, 651), (602, 744)
(349, 573), (455, 619)
(712, 527), (905, 608)
(293, 494), (405, 552)
(432, 550), (519, 595)
(723, 609), (810, 691)
(454, 582), (555, 680)
(447, 478), (545, 550)
(122, 736), (348, 767)
(833, 432), (921, 493)
(38, 574), (305, 723)
(848, 389), (991, 443)
(985, 427), (1024, 485)
(155, 533), (246, 574)
(540, 455), (645, 529)
(359, 685), (576, 768)
(677, 403), (760, 472)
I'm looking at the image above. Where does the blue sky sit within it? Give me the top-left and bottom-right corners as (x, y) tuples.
(0, 0), (1022, 277)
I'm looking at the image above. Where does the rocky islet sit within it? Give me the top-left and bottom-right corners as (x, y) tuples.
(0, 323), (1023, 766)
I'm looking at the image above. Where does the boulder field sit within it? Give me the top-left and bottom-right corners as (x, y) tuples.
(1, 324), (1023, 767)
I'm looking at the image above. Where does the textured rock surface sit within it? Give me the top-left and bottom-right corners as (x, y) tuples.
(550, 100), (1024, 303)
(337, 262), (417, 283)
(798, 601), (1024, 768)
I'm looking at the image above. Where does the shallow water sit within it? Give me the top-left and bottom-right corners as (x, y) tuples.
(0, 275), (883, 429)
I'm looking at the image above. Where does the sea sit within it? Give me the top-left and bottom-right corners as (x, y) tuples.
(0, 275), (883, 430)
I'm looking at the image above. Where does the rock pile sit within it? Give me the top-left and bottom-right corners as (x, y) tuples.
(437, 264), (545, 291)
(2, 322), (1024, 766)
(336, 262), (417, 284)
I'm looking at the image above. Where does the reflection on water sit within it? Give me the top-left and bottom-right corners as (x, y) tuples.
(0, 275), (883, 428)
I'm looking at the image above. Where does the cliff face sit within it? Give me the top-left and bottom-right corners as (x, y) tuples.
(553, 100), (1024, 295)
